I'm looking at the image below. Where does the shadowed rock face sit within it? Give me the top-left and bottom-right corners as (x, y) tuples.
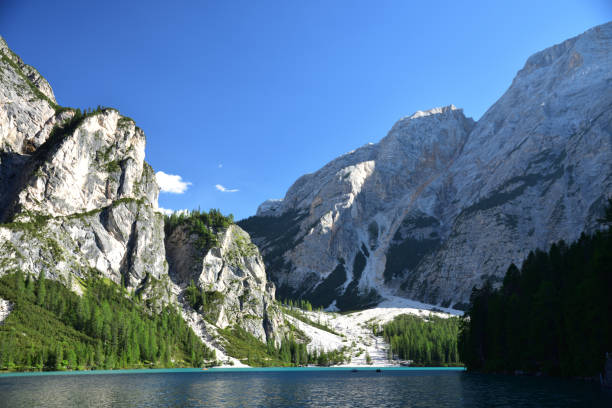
(241, 22), (612, 310)
(165, 224), (284, 344)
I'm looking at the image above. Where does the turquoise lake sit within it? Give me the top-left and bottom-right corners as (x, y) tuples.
(1, 367), (611, 407)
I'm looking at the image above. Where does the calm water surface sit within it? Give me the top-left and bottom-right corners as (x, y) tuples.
(0, 367), (611, 407)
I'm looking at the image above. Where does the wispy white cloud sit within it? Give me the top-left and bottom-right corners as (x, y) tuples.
(215, 184), (239, 193)
(156, 171), (192, 194)
(157, 207), (189, 216)
(157, 207), (174, 216)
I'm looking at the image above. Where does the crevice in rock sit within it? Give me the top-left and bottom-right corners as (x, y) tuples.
(0, 152), (29, 222)
(117, 158), (129, 197)
(119, 218), (139, 287)
(262, 300), (274, 344)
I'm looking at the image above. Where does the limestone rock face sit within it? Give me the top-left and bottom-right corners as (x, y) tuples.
(166, 224), (284, 344)
(242, 22), (612, 310)
(408, 22), (612, 306)
(0, 36), (167, 298)
(9, 109), (154, 218)
(0, 36), (58, 156)
(0, 37), (56, 105)
(0, 200), (167, 291)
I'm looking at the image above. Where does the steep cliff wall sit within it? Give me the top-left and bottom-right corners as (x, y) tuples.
(0, 36), (168, 297)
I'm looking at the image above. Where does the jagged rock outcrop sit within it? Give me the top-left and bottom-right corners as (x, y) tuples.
(241, 22), (612, 310)
(166, 224), (284, 344)
(0, 38), (56, 105)
(0, 36), (58, 155)
(0, 36), (168, 299)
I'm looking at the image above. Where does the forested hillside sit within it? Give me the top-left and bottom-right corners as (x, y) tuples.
(458, 201), (612, 377)
(0, 272), (215, 371)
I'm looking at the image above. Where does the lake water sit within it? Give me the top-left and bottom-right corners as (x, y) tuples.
(1, 367), (611, 407)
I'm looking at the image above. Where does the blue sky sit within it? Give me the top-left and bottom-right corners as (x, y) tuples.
(1, 1), (610, 219)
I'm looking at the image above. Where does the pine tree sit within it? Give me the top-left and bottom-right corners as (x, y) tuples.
(36, 270), (46, 306)
(55, 344), (64, 371)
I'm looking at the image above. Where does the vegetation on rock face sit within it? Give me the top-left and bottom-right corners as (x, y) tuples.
(0, 51), (57, 110)
(164, 209), (234, 252)
(458, 199), (612, 377)
(376, 314), (461, 365)
(32, 106), (113, 172)
(185, 280), (225, 323)
(224, 232), (258, 267)
(0, 271), (215, 371)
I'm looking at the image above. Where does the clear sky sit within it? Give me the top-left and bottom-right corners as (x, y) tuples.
(1, 1), (610, 219)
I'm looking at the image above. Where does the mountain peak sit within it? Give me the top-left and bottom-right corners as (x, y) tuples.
(515, 21), (611, 82)
(243, 23), (612, 311)
(0, 35), (57, 104)
(408, 104), (459, 120)
(388, 105), (471, 135)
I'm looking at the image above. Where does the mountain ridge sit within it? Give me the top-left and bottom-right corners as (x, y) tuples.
(241, 21), (612, 310)
(2, 33), (435, 369)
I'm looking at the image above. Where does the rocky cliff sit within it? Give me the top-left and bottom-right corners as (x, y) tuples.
(0, 35), (287, 357)
(166, 223), (284, 345)
(240, 22), (612, 310)
(1, 35), (167, 297)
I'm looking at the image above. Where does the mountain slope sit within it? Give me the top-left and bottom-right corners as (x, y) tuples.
(0, 35), (300, 368)
(240, 22), (612, 310)
(2, 34), (400, 369)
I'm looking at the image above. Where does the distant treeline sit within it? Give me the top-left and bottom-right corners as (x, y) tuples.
(376, 314), (461, 365)
(0, 271), (214, 371)
(459, 201), (612, 377)
(280, 298), (324, 312)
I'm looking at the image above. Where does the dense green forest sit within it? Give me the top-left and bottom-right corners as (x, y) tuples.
(459, 202), (612, 377)
(0, 271), (215, 371)
(376, 314), (461, 365)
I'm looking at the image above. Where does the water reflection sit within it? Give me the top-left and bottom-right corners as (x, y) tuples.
(0, 369), (610, 407)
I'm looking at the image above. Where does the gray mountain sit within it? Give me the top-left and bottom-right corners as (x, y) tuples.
(240, 22), (612, 311)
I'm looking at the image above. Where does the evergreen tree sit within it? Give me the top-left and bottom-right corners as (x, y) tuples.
(0, 271), (216, 372)
(55, 344), (63, 371)
(459, 206), (612, 377)
(36, 270), (46, 306)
